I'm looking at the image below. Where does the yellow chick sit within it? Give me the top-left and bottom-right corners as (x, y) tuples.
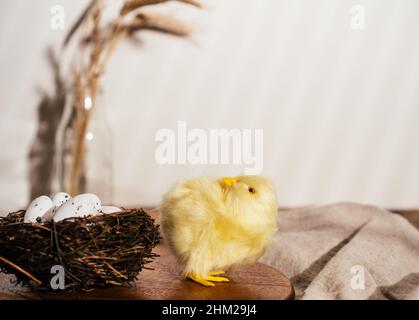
(160, 175), (278, 286)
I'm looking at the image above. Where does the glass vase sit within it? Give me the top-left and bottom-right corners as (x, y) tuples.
(53, 87), (113, 203)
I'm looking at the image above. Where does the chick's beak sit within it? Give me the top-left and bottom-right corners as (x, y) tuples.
(222, 177), (238, 187)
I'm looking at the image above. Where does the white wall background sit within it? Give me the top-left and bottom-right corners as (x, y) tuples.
(0, 0), (418, 213)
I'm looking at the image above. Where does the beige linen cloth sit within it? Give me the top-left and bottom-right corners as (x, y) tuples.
(261, 203), (419, 300)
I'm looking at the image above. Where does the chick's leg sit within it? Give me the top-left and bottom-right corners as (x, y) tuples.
(206, 275), (230, 282)
(187, 272), (229, 286)
(187, 274), (215, 287)
(207, 270), (229, 282)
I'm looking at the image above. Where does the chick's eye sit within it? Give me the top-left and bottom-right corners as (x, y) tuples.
(248, 187), (256, 194)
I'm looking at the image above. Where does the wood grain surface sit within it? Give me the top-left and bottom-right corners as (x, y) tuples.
(2, 207), (417, 300)
(0, 243), (294, 300)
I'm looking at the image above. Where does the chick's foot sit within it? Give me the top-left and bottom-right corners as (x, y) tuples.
(187, 273), (229, 286)
(206, 275), (230, 282)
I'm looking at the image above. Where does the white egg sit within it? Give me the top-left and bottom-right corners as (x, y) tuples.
(53, 202), (98, 222)
(51, 192), (71, 212)
(53, 193), (101, 222)
(99, 206), (122, 214)
(24, 196), (54, 223)
(73, 193), (102, 211)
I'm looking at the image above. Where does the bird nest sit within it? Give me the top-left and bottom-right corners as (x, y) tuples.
(0, 208), (160, 293)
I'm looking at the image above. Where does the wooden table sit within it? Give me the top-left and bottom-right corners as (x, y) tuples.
(0, 243), (294, 300)
(390, 209), (419, 230)
(2, 208), (417, 300)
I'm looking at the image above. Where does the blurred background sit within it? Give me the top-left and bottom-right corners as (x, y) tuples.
(0, 0), (418, 213)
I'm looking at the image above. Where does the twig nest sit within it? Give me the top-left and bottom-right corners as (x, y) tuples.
(0, 208), (160, 293)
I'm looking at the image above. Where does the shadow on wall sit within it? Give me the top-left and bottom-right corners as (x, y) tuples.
(27, 48), (66, 200)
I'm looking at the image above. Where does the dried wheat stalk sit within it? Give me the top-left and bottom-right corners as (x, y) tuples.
(64, 0), (201, 195)
(121, 0), (202, 16)
(130, 12), (191, 36)
(63, 0), (102, 48)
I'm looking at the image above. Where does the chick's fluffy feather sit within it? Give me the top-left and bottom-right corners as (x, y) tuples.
(160, 176), (278, 277)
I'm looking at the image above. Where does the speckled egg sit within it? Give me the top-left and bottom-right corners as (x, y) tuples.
(24, 196), (54, 223)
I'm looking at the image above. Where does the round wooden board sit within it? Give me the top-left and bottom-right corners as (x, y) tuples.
(0, 243), (294, 300)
